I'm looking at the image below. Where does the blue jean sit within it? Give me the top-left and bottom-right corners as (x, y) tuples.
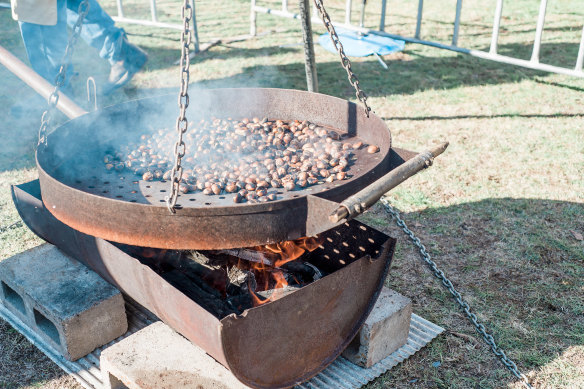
(19, 0), (126, 85)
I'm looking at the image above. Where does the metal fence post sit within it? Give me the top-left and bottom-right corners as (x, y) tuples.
(190, 0), (200, 53)
(379, 0), (387, 32)
(345, 0), (352, 25)
(531, 0), (548, 63)
(489, 0), (504, 54)
(250, 0), (257, 36)
(576, 26), (584, 71)
(116, 0), (125, 18)
(452, 0), (462, 46)
(149, 0), (158, 22)
(300, 0), (318, 92)
(415, 0), (423, 39)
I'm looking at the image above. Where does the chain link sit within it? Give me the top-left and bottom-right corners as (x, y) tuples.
(165, 0), (192, 213)
(380, 198), (534, 389)
(312, 0), (371, 117)
(0, 221), (23, 235)
(38, 0), (90, 146)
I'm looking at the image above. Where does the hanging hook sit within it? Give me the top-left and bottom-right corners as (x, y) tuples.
(86, 76), (98, 111)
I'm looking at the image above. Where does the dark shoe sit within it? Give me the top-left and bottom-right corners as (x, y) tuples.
(103, 40), (148, 95)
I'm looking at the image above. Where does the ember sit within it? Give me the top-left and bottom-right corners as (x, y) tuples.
(233, 236), (323, 306)
(123, 236), (325, 315)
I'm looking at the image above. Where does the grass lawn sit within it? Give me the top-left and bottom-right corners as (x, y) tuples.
(1, 0), (583, 388)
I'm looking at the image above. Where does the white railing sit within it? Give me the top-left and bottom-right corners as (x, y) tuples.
(251, 0), (584, 78)
(112, 0), (200, 52)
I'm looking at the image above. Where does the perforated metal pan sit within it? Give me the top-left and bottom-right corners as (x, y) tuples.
(37, 88), (394, 249)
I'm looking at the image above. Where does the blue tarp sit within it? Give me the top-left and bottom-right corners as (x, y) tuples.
(318, 28), (405, 57)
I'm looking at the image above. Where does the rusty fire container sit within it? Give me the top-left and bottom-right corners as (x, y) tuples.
(13, 180), (394, 388)
(11, 89), (447, 388)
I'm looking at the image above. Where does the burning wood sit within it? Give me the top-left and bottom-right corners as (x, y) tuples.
(232, 236), (324, 306)
(126, 237), (326, 316)
(226, 266), (256, 296)
(210, 248), (279, 266)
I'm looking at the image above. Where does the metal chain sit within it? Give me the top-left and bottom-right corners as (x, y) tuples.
(380, 198), (534, 389)
(0, 221), (23, 235)
(38, 0), (91, 146)
(312, 0), (372, 117)
(166, 0), (193, 213)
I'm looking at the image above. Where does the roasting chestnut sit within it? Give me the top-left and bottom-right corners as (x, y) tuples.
(103, 117), (373, 200)
(142, 171), (154, 181)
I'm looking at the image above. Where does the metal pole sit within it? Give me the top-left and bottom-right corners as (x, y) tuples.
(359, 0), (366, 29)
(379, 0), (387, 32)
(414, 0), (423, 39)
(300, 0), (318, 92)
(190, 0), (200, 53)
(250, 0), (257, 36)
(531, 0), (547, 63)
(112, 17), (188, 30)
(576, 26), (584, 71)
(345, 0), (352, 25)
(115, 0), (125, 18)
(489, 0), (503, 54)
(0, 45), (87, 120)
(452, 0), (462, 46)
(282, 0), (288, 12)
(149, 0), (158, 22)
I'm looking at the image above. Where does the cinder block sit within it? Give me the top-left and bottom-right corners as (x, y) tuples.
(101, 321), (251, 389)
(0, 244), (127, 361)
(342, 287), (412, 368)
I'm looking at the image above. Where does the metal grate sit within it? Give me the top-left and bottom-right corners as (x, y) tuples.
(58, 132), (381, 208)
(0, 298), (442, 389)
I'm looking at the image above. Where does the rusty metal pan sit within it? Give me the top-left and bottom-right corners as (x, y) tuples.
(12, 180), (394, 388)
(36, 88), (393, 249)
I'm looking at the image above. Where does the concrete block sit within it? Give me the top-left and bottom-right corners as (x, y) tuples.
(101, 321), (252, 389)
(342, 287), (412, 368)
(0, 244), (127, 361)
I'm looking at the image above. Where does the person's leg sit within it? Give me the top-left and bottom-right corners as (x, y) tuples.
(13, 0), (70, 117)
(18, 0), (69, 83)
(66, 0), (125, 64)
(66, 0), (147, 93)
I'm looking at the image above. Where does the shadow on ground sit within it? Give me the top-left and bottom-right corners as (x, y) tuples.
(0, 196), (581, 388)
(359, 197), (584, 387)
(186, 41), (581, 98)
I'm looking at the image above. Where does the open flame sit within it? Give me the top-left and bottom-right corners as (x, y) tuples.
(247, 236), (323, 306)
(132, 237), (324, 309)
(260, 236), (323, 267)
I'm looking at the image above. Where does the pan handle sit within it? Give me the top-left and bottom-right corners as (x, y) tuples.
(329, 142), (449, 223)
(0, 44), (87, 119)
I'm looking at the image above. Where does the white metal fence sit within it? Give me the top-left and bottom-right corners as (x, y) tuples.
(111, 0), (200, 52)
(251, 0), (584, 78)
